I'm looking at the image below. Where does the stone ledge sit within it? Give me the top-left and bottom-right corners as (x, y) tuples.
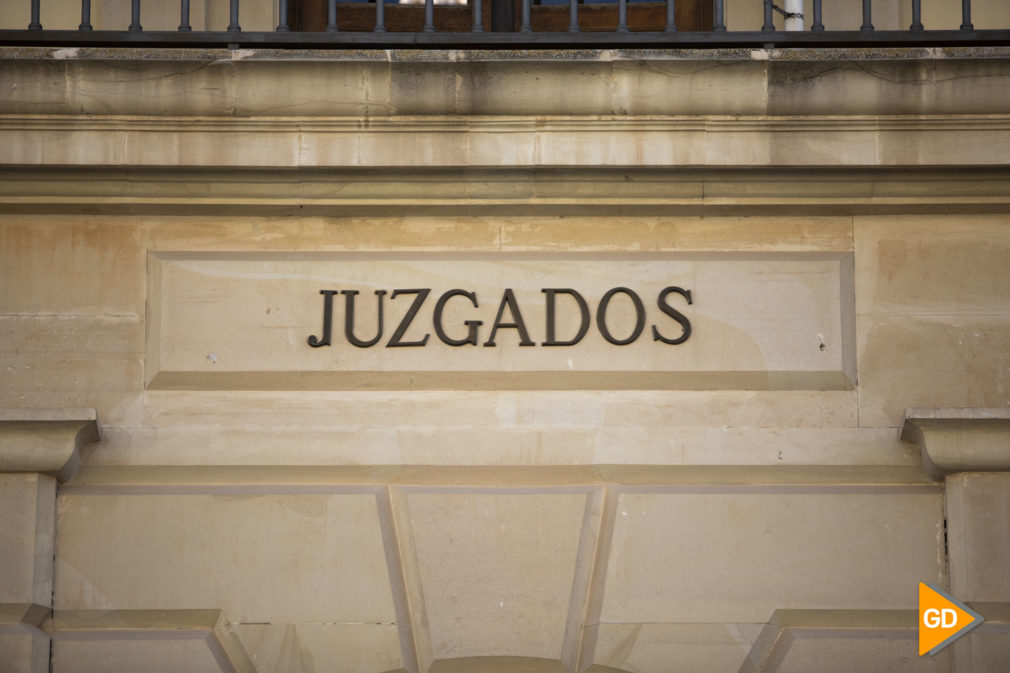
(0, 603), (50, 629)
(3, 114), (1009, 169)
(0, 409), (99, 482)
(383, 657), (633, 673)
(45, 609), (255, 673)
(61, 465), (938, 493)
(1, 48), (1009, 118)
(900, 408), (1010, 480)
(740, 605), (1010, 673)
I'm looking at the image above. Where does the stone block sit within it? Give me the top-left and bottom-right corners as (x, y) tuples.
(234, 623), (403, 673)
(591, 622), (764, 673)
(52, 638), (226, 673)
(404, 491), (588, 661)
(232, 61), (393, 117)
(769, 632), (947, 673)
(877, 121), (1010, 167)
(0, 60), (70, 114)
(0, 218), (144, 315)
(857, 316), (1010, 428)
(953, 603), (1010, 673)
(55, 493), (397, 625)
(61, 58), (232, 117)
(0, 474), (56, 607)
(84, 389), (876, 468)
(946, 474), (1010, 603)
(855, 215), (1010, 317)
(601, 488), (944, 624)
(768, 61), (933, 116)
(0, 631), (49, 673)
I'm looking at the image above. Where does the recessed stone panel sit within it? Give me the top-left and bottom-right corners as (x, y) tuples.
(601, 488), (944, 624)
(55, 493), (396, 625)
(52, 639), (226, 673)
(405, 491), (588, 661)
(147, 252), (854, 391)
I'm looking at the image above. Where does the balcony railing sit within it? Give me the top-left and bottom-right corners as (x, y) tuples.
(1, 0), (1008, 49)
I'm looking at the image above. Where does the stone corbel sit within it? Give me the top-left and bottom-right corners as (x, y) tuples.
(900, 408), (1010, 481)
(0, 409), (100, 482)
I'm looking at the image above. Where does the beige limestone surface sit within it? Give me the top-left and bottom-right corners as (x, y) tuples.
(855, 215), (1010, 427)
(599, 487), (945, 625)
(54, 492), (397, 624)
(946, 473), (1010, 604)
(4, 51), (1010, 170)
(52, 639), (228, 673)
(0, 630), (49, 673)
(1, 44), (1009, 673)
(3, 204), (939, 468)
(406, 492), (586, 661)
(592, 622), (765, 673)
(0, 474), (56, 608)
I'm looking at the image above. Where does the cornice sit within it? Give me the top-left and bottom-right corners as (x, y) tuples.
(0, 409), (100, 482)
(2, 165), (1009, 216)
(900, 408), (1010, 480)
(2, 114), (1009, 171)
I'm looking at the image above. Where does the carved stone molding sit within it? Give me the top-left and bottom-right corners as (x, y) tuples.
(0, 409), (100, 482)
(901, 408), (1010, 481)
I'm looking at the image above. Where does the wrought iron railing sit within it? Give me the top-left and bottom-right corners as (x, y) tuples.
(1, 0), (1008, 49)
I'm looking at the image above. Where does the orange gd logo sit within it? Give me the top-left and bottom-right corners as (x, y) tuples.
(918, 582), (984, 656)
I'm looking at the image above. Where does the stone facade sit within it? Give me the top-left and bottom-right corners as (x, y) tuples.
(1, 40), (1009, 673)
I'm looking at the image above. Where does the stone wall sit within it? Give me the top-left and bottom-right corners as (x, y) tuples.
(1, 47), (1009, 673)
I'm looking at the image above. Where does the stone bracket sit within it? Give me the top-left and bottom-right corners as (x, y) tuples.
(900, 408), (1010, 481)
(0, 409), (100, 482)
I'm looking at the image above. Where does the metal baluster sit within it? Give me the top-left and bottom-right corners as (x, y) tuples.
(811, 0), (823, 31)
(129, 0), (142, 31)
(180, 0), (192, 31)
(521, 0), (531, 32)
(569, 0), (579, 33)
(277, 0), (289, 32)
(327, 0), (338, 31)
(29, 0), (41, 30)
(961, 0), (973, 31)
(472, 0), (483, 32)
(616, 0), (628, 32)
(860, 0), (873, 31)
(423, 0), (435, 32)
(762, 0), (773, 31)
(228, 0), (241, 31)
(664, 0), (675, 33)
(375, 0), (386, 32)
(910, 0), (922, 31)
(713, 0), (725, 32)
(80, 0), (93, 31)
